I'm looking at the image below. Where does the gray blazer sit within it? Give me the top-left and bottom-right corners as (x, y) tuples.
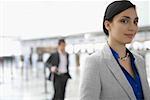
(80, 43), (150, 100)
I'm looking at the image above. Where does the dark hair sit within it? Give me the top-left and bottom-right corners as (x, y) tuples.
(103, 0), (135, 36)
(58, 39), (65, 45)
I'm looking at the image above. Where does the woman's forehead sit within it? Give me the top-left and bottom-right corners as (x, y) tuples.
(114, 8), (138, 19)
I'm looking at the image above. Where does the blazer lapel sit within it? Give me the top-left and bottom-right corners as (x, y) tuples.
(102, 43), (136, 99)
(134, 56), (150, 99)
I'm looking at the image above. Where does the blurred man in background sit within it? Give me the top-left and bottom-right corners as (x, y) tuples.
(46, 39), (71, 100)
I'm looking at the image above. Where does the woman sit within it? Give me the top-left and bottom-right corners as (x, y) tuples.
(80, 1), (150, 100)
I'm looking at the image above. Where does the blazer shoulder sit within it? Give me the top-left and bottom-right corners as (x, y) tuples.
(51, 52), (58, 55)
(85, 50), (104, 66)
(131, 50), (144, 61)
(49, 52), (59, 58)
(46, 52), (58, 63)
(90, 50), (104, 59)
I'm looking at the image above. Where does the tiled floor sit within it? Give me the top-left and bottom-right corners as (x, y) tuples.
(0, 62), (80, 100)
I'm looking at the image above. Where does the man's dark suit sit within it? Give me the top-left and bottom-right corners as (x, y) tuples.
(45, 51), (71, 100)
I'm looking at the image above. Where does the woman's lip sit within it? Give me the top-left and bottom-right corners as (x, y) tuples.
(124, 34), (134, 38)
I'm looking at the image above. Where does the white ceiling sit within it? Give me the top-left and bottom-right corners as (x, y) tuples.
(0, 0), (149, 40)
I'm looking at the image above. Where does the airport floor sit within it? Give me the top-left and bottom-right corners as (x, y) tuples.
(0, 62), (80, 100)
(0, 52), (150, 100)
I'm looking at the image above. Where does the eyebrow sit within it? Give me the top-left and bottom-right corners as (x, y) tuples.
(121, 16), (139, 20)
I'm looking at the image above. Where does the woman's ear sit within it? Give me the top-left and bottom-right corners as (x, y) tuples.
(104, 20), (111, 31)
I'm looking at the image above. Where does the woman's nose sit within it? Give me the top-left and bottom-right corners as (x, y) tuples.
(128, 22), (138, 32)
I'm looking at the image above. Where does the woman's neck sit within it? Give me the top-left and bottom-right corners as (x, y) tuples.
(108, 39), (126, 58)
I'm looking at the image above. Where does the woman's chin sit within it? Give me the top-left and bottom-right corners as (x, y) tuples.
(125, 40), (132, 44)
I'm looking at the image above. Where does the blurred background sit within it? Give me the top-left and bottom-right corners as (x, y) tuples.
(0, 0), (150, 100)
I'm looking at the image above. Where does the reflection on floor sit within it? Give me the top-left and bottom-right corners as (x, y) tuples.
(0, 52), (150, 100)
(0, 62), (80, 100)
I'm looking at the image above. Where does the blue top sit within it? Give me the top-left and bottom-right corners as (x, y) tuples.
(110, 47), (144, 100)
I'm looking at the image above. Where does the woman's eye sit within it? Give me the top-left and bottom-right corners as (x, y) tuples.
(134, 20), (138, 25)
(120, 19), (128, 24)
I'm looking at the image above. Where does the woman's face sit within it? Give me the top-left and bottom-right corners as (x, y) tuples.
(106, 8), (138, 44)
